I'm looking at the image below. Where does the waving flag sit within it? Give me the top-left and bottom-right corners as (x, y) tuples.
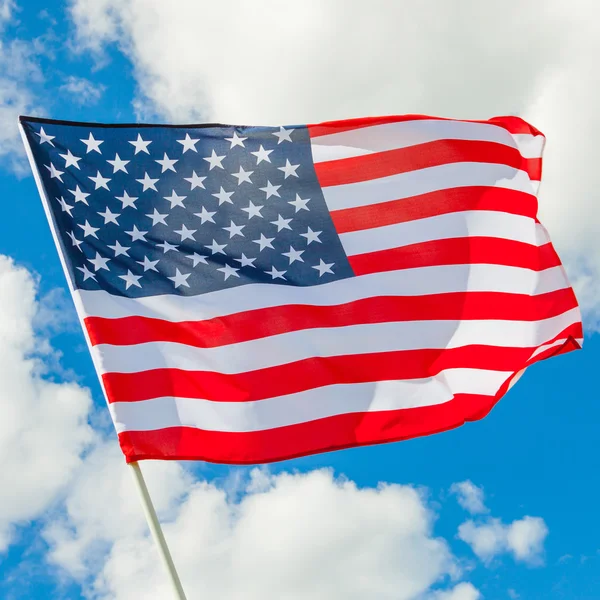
(20, 114), (582, 464)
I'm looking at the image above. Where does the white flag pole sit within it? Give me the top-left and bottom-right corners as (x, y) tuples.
(19, 121), (188, 600)
(128, 462), (188, 600)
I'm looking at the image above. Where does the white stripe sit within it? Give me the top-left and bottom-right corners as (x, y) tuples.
(321, 162), (535, 211)
(311, 119), (541, 163)
(340, 211), (539, 257)
(75, 264), (571, 322)
(512, 134), (545, 159)
(110, 368), (512, 433)
(93, 308), (579, 376)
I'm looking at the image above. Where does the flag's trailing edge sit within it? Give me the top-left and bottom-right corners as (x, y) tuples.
(19, 113), (582, 464)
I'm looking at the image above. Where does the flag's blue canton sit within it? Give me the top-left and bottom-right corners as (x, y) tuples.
(22, 119), (354, 298)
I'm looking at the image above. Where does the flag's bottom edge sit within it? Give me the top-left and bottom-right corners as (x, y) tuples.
(118, 335), (582, 465)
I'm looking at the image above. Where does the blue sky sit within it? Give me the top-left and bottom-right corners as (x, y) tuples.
(0, 2), (599, 599)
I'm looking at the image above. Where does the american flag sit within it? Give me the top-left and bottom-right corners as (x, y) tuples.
(20, 114), (582, 464)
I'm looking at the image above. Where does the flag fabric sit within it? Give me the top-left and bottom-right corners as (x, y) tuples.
(20, 114), (582, 464)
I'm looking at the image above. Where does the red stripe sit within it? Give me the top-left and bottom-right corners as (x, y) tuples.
(102, 322), (583, 403)
(118, 394), (501, 463)
(308, 115), (544, 138)
(314, 139), (540, 188)
(331, 187), (538, 234)
(86, 288), (576, 350)
(348, 238), (561, 276)
(117, 333), (579, 464)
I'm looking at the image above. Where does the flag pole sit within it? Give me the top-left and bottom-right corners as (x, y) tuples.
(128, 461), (188, 600)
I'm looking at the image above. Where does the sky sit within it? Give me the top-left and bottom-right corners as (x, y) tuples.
(0, 1), (599, 598)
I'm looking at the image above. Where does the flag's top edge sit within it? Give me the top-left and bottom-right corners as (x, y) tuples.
(18, 114), (544, 137)
(18, 114), (247, 129)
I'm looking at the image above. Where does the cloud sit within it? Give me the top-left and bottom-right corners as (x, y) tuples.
(44, 460), (471, 599)
(59, 75), (105, 106)
(0, 5), (44, 173)
(0, 0), (15, 26)
(0, 255), (94, 552)
(450, 481), (488, 515)
(429, 582), (481, 600)
(458, 515), (548, 566)
(67, 0), (600, 329)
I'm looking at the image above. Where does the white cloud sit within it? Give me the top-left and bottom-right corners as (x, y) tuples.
(68, 0), (600, 329)
(429, 582), (481, 600)
(450, 481), (488, 515)
(0, 255), (94, 551)
(45, 461), (469, 600)
(0, 39), (42, 172)
(0, 0), (15, 26)
(60, 75), (105, 105)
(458, 516), (548, 566)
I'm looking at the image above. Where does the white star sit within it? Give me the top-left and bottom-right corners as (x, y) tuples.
(271, 214), (292, 232)
(116, 191), (139, 209)
(88, 170), (111, 190)
(125, 225), (148, 242)
(205, 239), (227, 255)
(203, 149), (225, 170)
(174, 224), (197, 241)
(80, 132), (103, 153)
(300, 226), (322, 244)
(194, 206), (217, 224)
(272, 126), (294, 144)
(241, 201), (263, 219)
(59, 150), (81, 169)
(98, 206), (120, 225)
(289, 194), (310, 212)
(107, 153), (129, 173)
(88, 252), (111, 272)
(212, 187), (234, 205)
(184, 171), (206, 190)
(312, 259), (335, 277)
(231, 166), (253, 185)
(168, 269), (191, 289)
(56, 196), (74, 216)
(253, 233), (275, 252)
(36, 127), (55, 146)
(177, 133), (199, 153)
(156, 240), (179, 253)
(251, 145), (273, 164)
(119, 270), (143, 289)
(265, 266), (286, 280)
(137, 256), (160, 272)
(68, 185), (90, 205)
(146, 208), (168, 226)
(282, 246), (304, 264)
(187, 252), (208, 267)
(234, 253), (256, 268)
(259, 180), (281, 199)
(217, 264), (240, 281)
(77, 265), (97, 281)
(164, 190), (186, 209)
(129, 133), (152, 154)
(77, 220), (99, 238)
(225, 132), (247, 148)
(67, 231), (83, 251)
(45, 163), (64, 182)
(278, 159), (300, 179)
(108, 240), (131, 257)
(155, 153), (178, 173)
(222, 221), (245, 238)
(136, 173), (159, 192)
